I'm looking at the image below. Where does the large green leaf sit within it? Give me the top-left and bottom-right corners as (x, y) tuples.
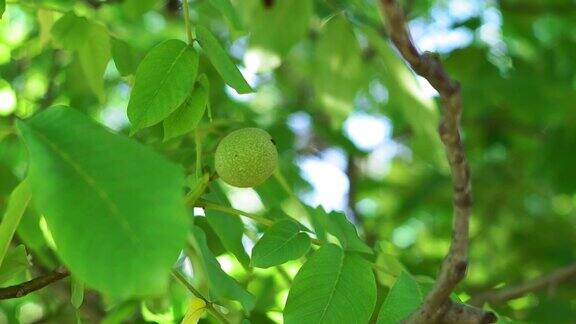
(195, 25), (252, 94)
(284, 244), (376, 323)
(191, 225), (255, 311)
(0, 0), (5, 19)
(377, 271), (422, 324)
(127, 39), (199, 132)
(163, 75), (209, 141)
(251, 219), (311, 268)
(78, 22), (110, 101)
(16, 107), (188, 297)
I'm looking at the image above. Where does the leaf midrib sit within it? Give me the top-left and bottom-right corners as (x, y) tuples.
(317, 248), (345, 323)
(134, 43), (191, 127)
(26, 125), (141, 247)
(255, 230), (303, 265)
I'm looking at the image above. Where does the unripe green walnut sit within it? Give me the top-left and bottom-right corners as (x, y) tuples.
(215, 128), (278, 188)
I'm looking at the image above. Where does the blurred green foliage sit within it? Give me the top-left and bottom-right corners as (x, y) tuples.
(0, 0), (575, 323)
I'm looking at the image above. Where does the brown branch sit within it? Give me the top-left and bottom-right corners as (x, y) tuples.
(377, 0), (489, 322)
(0, 268), (69, 299)
(469, 263), (576, 307)
(438, 301), (498, 324)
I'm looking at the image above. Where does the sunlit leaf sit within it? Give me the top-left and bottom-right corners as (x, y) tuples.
(0, 245), (28, 284)
(196, 25), (252, 94)
(181, 297), (206, 324)
(17, 107), (188, 297)
(78, 22), (110, 101)
(128, 39), (199, 132)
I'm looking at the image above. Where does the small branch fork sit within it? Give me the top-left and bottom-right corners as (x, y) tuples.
(377, 0), (494, 322)
(469, 262), (576, 307)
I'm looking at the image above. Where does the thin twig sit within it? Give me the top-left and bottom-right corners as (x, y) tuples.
(377, 1), (489, 322)
(0, 268), (70, 299)
(171, 269), (231, 324)
(181, 0), (193, 44)
(197, 198), (275, 227)
(469, 263), (576, 307)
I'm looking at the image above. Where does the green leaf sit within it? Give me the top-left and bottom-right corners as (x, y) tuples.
(163, 75), (209, 141)
(209, 0), (243, 31)
(78, 22), (110, 101)
(71, 277), (85, 309)
(0, 180), (31, 268)
(284, 244), (376, 323)
(51, 12), (90, 50)
(203, 185), (250, 269)
(250, 0), (312, 57)
(310, 207), (372, 254)
(0, 245), (29, 284)
(37, 9), (55, 48)
(111, 37), (141, 76)
(0, 0), (4, 19)
(195, 25), (252, 94)
(127, 39), (199, 132)
(377, 272), (422, 324)
(251, 219), (310, 268)
(363, 27), (448, 172)
(191, 225), (255, 311)
(313, 17), (366, 127)
(16, 107), (188, 297)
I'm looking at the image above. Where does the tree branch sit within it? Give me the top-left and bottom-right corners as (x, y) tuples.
(0, 268), (69, 299)
(377, 1), (490, 322)
(469, 263), (576, 307)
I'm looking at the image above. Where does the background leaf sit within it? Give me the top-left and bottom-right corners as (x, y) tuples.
(203, 185), (250, 269)
(310, 207), (372, 254)
(17, 107), (188, 297)
(0, 245), (29, 284)
(377, 271), (422, 324)
(196, 25), (252, 94)
(284, 244), (376, 323)
(127, 39), (199, 132)
(77, 22), (110, 101)
(209, 0), (243, 31)
(191, 225), (255, 311)
(111, 37), (141, 77)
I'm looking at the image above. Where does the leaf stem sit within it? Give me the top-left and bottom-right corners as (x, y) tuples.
(196, 199), (275, 227)
(182, 0), (193, 44)
(0, 180), (31, 268)
(194, 129), (202, 180)
(171, 269), (230, 324)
